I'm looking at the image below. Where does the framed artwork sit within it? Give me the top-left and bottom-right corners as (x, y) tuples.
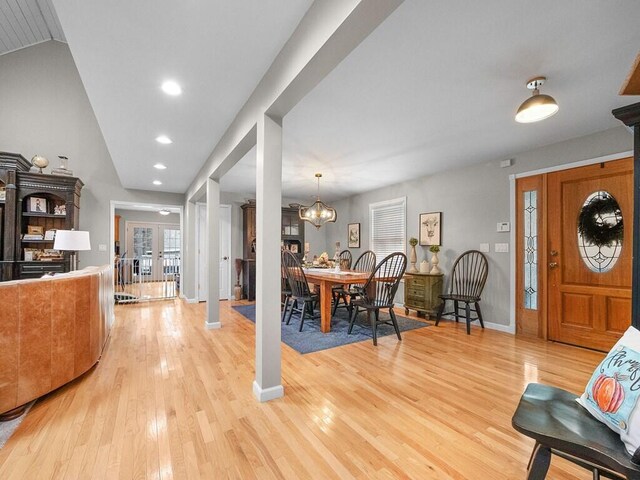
(419, 212), (442, 246)
(28, 197), (47, 213)
(348, 223), (360, 248)
(289, 243), (299, 254)
(53, 202), (66, 216)
(0, 187), (5, 201)
(28, 225), (44, 235)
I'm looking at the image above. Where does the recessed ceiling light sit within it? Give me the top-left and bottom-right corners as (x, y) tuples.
(155, 135), (172, 144)
(154, 163), (167, 170)
(153, 180), (162, 185)
(158, 209), (171, 216)
(161, 80), (182, 96)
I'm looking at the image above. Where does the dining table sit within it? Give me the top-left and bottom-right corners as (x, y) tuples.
(302, 267), (371, 333)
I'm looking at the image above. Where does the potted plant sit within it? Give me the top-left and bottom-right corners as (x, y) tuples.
(408, 237), (419, 273)
(429, 245), (441, 274)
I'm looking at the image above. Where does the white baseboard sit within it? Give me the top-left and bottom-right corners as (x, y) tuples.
(204, 321), (221, 330)
(253, 381), (284, 402)
(483, 321), (516, 334)
(179, 294), (199, 304)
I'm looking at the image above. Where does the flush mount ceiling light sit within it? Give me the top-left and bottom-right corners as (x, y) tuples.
(158, 209), (171, 216)
(515, 76), (559, 123)
(153, 180), (162, 185)
(153, 163), (167, 170)
(299, 173), (337, 229)
(155, 135), (172, 144)
(161, 80), (182, 96)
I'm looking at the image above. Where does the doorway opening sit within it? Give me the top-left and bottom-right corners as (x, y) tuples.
(514, 156), (633, 351)
(110, 202), (183, 302)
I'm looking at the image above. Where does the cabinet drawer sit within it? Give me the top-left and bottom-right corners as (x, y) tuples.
(18, 261), (67, 279)
(407, 277), (426, 287)
(406, 286), (425, 298)
(405, 298), (427, 309)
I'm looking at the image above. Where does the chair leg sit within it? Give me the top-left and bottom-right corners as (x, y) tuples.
(454, 300), (460, 322)
(332, 292), (340, 317)
(389, 308), (401, 341)
(371, 309), (379, 346)
(526, 442), (551, 480)
(475, 302), (485, 329)
(348, 306), (359, 334)
(465, 302), (471, 335)
(435, 300), (445, 326)
(299, 301), (308, 332)
(282, 295), (290, 322)
(286, 299), (297, 325)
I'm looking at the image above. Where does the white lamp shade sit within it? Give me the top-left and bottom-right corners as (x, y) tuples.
(53, 230), (91, 251)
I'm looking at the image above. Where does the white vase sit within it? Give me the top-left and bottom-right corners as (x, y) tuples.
(409, 245), (418, 273)
(420, 260), (430, 273)
(430, 251), (441, 274)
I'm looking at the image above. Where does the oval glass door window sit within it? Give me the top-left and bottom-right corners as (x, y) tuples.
(577, 190), (623, 273)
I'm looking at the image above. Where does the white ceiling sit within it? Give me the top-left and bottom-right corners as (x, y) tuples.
(51, 0), (313, 193)
(0, 0), (64, 55)
(221, 0), (640, 202)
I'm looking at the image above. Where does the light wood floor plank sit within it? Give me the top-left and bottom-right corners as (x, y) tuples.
(0, 298), (606, 479)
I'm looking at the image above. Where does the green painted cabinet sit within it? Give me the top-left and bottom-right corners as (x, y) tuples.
(403, 272), (444, 318)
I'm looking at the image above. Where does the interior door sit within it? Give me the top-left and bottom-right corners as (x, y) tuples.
(197, 204), (207, 301)
(159, 225), (181, 280)
(548, 158), (633, 351)
(127, 223), (157, 280)
(196, 204), (231, 301)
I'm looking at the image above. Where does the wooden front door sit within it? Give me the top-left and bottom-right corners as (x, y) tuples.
(547, 158), (633, 351)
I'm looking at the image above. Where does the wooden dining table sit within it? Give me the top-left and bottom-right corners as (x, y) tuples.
(302, 268), (371, 333)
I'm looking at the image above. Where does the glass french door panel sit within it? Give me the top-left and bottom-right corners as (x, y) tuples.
(133, 226), (154, 278)
(162, 227), (181, 278)
(523, 190), (538, 310)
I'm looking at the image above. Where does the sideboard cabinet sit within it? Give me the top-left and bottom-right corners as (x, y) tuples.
(404, 272), (444, 318)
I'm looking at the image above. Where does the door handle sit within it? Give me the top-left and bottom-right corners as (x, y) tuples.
(222, 256), (229, 260)
(549, 262), (558, 268)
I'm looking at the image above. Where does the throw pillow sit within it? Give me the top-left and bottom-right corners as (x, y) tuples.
(577, 326), (640, 455)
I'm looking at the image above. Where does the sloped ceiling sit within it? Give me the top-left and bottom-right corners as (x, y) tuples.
(0, 0), (64, 55)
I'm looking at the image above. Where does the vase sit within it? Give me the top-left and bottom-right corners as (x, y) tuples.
(409, 245), (418, 273)
(420, 260), (430, 273)
(234, 285), (243, 301)
(430, 252), (441, 274)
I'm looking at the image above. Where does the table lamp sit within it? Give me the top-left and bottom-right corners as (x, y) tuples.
(54, 230), (91, 271)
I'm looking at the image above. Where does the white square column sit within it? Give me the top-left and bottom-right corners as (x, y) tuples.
(206, 177), (221, 329)
(182, 200), (197, 300)
(253, 113), (284, 402)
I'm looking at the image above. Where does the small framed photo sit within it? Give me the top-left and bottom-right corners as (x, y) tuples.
(28, 197), (47, 213)
(28, 225), (44, 235)
(420, 212), (442, 246)
(44, 229), (56, 241)
(0, 187), (5, 201)
(53, 202), (66, 216)
(290, 243), (299, 254)
(348, 223), (360, 248)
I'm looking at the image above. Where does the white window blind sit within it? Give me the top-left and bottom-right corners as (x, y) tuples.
(369, 197), (406, 260)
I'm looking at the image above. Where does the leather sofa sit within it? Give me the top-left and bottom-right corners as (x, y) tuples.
(0, 265), (114, 417)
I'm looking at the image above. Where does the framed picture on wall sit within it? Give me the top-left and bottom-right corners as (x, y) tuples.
(348, 223), (360, 248)
(419, 212), (442, 246)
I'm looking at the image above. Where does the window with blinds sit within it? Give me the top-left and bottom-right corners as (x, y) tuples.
(369, 197), (406, 260)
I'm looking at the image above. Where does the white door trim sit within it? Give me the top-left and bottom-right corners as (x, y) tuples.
(508, 150), (633, 336)
(195, 203), (232, 302)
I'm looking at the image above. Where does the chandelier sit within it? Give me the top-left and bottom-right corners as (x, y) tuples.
(299, 173), (337, 229)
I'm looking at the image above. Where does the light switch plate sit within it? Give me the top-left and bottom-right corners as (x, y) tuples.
(479, 243), (490, 252)
(495, 243), (509, 253)
(497, 222), (510, 232)
(98, 244), (107, 252)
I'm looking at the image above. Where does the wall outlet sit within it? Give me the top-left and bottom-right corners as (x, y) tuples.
(494, 243), (509, 253)
(497, 222), (510, 232)
(479, 243), (490, 253)
(98, 244), (107, 252)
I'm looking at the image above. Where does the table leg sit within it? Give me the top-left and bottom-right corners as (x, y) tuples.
(320, 281), (332, 333)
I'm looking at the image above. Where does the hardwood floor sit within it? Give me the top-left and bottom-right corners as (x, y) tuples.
(0, 299), (605, 479)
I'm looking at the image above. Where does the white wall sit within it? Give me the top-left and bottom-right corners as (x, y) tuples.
(313, 126), (633, 328)
(0, 41), (184, 268)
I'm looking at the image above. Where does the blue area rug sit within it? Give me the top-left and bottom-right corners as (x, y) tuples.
(232, 304), (429, 354)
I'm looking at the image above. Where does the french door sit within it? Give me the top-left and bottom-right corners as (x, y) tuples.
(516, 158), (633, 351)
(126, 222), (181, 280)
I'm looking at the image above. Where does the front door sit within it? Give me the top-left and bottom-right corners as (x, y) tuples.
(547, 158), (633, 351)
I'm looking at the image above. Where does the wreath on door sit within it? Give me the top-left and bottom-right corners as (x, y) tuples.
(577, 193), (623, 247)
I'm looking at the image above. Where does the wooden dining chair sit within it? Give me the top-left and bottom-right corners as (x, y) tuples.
(512, 383), (640, 479)
(282, 250), (320, 331)
(348, 252), (406, 345)
(281, 261), (293, 323)
(332, 250), (376, 317)
(435, 250), (488, 334)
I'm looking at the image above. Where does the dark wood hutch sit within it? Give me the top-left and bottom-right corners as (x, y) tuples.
(241, 201), (305, 301)
(0, 152), (83, 281)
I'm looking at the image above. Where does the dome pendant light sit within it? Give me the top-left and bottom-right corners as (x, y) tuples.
(298, 173), (337, 229)
(515, 76), (559, 123)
